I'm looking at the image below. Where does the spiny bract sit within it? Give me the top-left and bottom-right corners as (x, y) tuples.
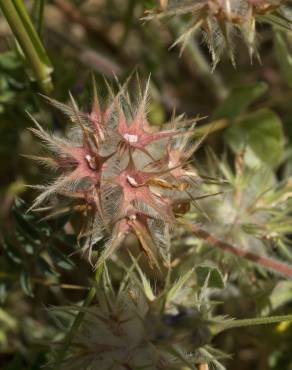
(196, 152), (292, 264)
(52, 266), (226, 370)
(145, 0), (292, 67)
(29, 77), (205, 268)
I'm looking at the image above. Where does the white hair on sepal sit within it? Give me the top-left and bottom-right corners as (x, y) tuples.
(203, 19), (226, 68)
(146, 140), (168, 165)
(106, 109), (118, 131)
(134, 74), (151, 119)
(28, 174), (84, 213)
(101, 151), (129, 181)
(150, 184), (178, 201)
(98, 129), (120, 156)
(22, 154), (59, 172)
(149, 218), (171, 263)
(83, 209), (108, 250)
(29, 125), (74, 156)
(132, 149), (153, 169)
(133, 199), (166, 222)
(101, 183), (123, 225)
(94, 227), (127, 269)
(119, 92), (134, 122)
(101, 159), (122, 186)
(171, 123), (197, 153)
(40, 95), (88, 126)
(66, 125), (83, 144)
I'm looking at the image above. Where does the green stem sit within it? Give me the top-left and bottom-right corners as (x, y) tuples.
(54, 264), (104, 370)
(193, 119), (229, 137)
(213, 314), (292, 334)
(0, 0), (53, 94)
(32, 0), (45, 36)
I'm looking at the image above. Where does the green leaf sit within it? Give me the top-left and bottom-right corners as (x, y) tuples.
(224, 108), (284, 167)
(37, 256), (58, 278)
(213, 82), (268, 120)
(48, 246), (74, 270)
(2, 240), (22, 264)
(20, 270), (34, 297)
(13, 203), (42, 242)
(16, 233), (34, 254)
(196, 265), (225, 289)
(274, 31), (292, 87)
(13, 199), (50, 235)
(0, 50), (21, 70)
(261, 281), (292, 315)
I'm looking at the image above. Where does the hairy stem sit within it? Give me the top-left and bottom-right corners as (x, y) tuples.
(194, 119), (229, 136)
(223, 314), (292, 329)
(182, 220), (292, 277)
(212, 314), (292, 335)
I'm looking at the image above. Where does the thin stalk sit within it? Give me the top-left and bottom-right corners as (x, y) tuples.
(194, 119), (229, 137)
(54, 264), (104, 370)
(224, 314), (292, 329)
(32, 0), (46, 37)
(181, 220), (292, 277)
(212, 314), (292, 334)
(0, 0), (53, 94)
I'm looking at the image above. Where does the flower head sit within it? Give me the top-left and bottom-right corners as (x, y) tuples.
(29, 77), (204, 267)
(51, 266), (223, 370)
(197, 153), (292, 261)
(145, 0), (290, 67)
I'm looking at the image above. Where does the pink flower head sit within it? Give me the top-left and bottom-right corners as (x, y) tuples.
(106, 153), (176, 224)
(29, 76), (202, 268)
(115, 80), (191, 159)
(99, 206), (164, 268)
(151, 129), (200, 183)
(87, 77), (115, 143)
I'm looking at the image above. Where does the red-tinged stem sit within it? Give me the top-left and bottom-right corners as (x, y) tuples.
(182, 221), (292, 278)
